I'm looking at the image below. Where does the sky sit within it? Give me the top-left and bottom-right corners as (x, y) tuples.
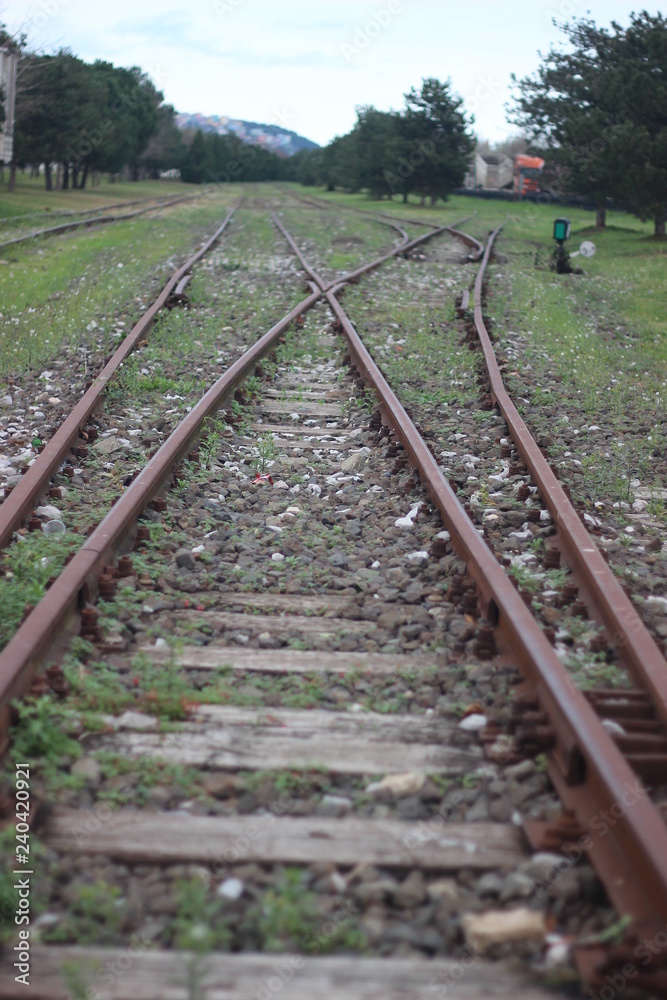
(3, 0), (663, 146)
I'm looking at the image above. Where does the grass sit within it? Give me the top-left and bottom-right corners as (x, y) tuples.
(0, 174), (190, 219)
(0, 532), (80, 651)
(0, 192), (235, 374)
(43, 882), (127, 945)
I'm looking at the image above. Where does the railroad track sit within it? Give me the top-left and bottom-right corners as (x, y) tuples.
(0, 196), (665, 997)
(0, 192), (200, 251)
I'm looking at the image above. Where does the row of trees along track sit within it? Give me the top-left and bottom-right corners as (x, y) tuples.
(510, 11), (667, 235)
(0, 33), (183, 191)
(290, 78), (474, 205)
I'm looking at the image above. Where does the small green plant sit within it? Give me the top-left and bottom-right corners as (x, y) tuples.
(253, 433), (276, 474)
(172, 878), (231, 953)
(44, 882), (126, 944)
(9, 697), (80, 764)
(250, 867), (365, 953)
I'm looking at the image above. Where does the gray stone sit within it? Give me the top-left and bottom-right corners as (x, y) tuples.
(316, 794), (353, 818)
(175, 549), (197, 570)
(115, 711), (159, 731)
(520, 853), (569, 884)
(465, 796), (490, 822)
(393, 871), (427, 909)
(476, 872), (504, 897)
(505, 759), (537, 781)
(329, 550), (348, 568)
(341, 452), (367, 473)
(395, 796), (429, 821)
(71, 756), (102, 784)
(500, 871), (535, 901)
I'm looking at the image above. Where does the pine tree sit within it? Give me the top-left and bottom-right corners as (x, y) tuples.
(510, 13), (667, 235)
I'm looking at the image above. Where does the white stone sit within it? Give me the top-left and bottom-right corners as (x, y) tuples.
(462, 907), (547, 953)
(218, 878), (244, 900)
(35, 505), (61, 520)
(458, 713), (487, 731)
(406, 550), (428, 563)
(602, 718), (626, 736)
(115, 711), (159, 731)
(271, 552), (285, 562)
(366, 772), (426, 798)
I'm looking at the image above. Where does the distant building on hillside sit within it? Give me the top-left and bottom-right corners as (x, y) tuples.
(174, 112), (319, 157)
(0, 47), (18, 163)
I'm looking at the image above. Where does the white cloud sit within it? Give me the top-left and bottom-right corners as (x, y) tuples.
(4, 0), (663, 146)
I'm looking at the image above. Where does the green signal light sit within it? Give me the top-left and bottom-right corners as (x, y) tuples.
(553, 218), (571, 242)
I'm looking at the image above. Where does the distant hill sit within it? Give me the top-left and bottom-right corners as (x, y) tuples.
(175, 113), (319, 157)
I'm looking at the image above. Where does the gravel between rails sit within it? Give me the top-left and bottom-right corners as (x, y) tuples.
(0, 269), (622, 992)
(339, 237), (667, 687)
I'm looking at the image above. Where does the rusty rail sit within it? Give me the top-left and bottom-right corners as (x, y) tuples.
(0, 289), (322, 742)
(473, 229), (667, 721)
(279, 188), (481, 256)
(0, 209), (450, 740)
(0, 193), (170, 226)
(0, 193), (197, 251)
(0, 203), (238, 550)
(273, 217), (667, 961)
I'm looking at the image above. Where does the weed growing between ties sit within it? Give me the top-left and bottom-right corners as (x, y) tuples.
(0, 532), (80, 652)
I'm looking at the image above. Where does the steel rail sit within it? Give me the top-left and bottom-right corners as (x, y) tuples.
(286, 190), (483, 261)
(269, 211), (462, 292)
(0, 289), (322, 743)
(473, 229), (667, 721)
(0, 193), (197, 250)
(0, 210), (456, 737)
(0, 203), (239, 551)
(278, 188), (483, 258)
(0, 193), (168, 226)
(273, 218), (667, 941)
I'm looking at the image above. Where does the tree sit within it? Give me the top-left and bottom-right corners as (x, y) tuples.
(510, 19), (626, 228)
(396, 78), (474, 205)
(180, 130), (211, 184)
(608, 12), (667, 237)
(510, 13), (667, 235)
(140, 104), (185, 177)
(351, 106), (398, 199)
